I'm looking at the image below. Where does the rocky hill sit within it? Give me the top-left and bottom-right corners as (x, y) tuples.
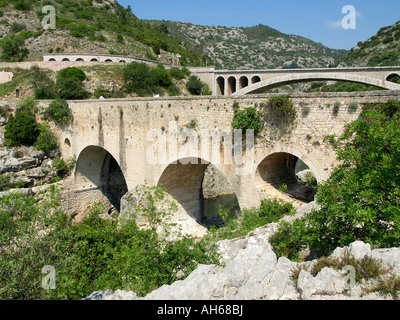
(147, 21), (348, 70)
(0, 0), (205, 66)
(339, 20), (400, 67)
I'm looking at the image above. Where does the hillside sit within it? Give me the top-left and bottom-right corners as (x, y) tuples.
(147, 21), (348, 70)
(339, 20), (400, 67)
(0, 0), (205, 66)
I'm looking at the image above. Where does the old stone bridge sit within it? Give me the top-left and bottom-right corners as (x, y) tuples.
(43, 90), (399, 228)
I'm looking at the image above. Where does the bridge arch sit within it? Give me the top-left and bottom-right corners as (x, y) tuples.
(255, 146), (325, 203)
(62, 58), (70, 62)
(239, 76), (249, 89)
(75, 145), (128, 211)
(233, 72), (400, 96)
(76, 58), (84, 61)
(216, 76), (225, 95)
(251, 75), (261, 84)
(227, 76), (237, 95)
(387, 73), (400, 82)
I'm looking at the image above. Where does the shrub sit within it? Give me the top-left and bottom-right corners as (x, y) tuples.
(0, 35), (29, 62)
(267, 95), (297, 122)
(34, 123), (59, 156)
(13, 1), (31, 11)
(44, 99), (73, 127)
(271, 101), (400, 259)
(30, 66), (56, 100)
(56, 67), (89, 100)
(186, 75), (203, 95)
(4, 99), (40, 147)
(231, 107), (264, 136)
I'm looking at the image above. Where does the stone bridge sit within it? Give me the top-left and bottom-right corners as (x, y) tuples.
(197, 66), (400, 96)
(40, 90), (399, 229)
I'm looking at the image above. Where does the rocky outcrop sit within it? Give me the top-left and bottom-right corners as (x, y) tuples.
(84, 219), (400, 300)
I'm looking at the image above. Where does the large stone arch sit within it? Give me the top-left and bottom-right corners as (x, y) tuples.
(233, 73), (400, 96)
(75, 145), (128, 211)
(254, 145), (327, 204)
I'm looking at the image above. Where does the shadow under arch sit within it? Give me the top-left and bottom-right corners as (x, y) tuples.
(75, 145), (128, 211)
(255, 151), (318, 203)
(157, 157), (240, 226)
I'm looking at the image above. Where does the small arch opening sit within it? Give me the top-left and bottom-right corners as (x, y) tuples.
(216, 76), (225, 96)
(387, 73), (400, 84)
(90, 58), (99, 62)
(251, 75), (261, 84)
(227, 76), (237, 95)
(62, 58), (70, 62)
(239, 76), (249, 89)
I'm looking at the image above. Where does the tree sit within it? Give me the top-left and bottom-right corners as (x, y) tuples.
(231, 107), (264, 137)
(122, 62), (152, 95)
(4, 99), (40, 147)
(271, 100), (400, 259)
(56, 67), (89, 100)
(186, 75), (203, 95)
(0, 35), (29, 62)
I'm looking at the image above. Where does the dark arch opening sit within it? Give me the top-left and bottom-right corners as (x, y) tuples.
(62, 58), (70, 62)
(90, 58), (98, 62)
(75, 146), (128, 212)
(387, 73), (400, 84)
(158, 158), (240, 228)
(76, 58), (84, 61)
(256, 152), (317, 203)
(227, 76), (237, 95)
(49, 58), (56, 61)
(216, 76), (225, 95)
(251, 75), (261, 84)
(239, 76), (249, 89)
(105, 59), (113, 63)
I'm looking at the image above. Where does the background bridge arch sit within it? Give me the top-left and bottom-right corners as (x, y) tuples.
(233, 72), (400, 96)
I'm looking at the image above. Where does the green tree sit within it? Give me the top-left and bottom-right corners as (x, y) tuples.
(4, 99), (40, 147)
(56, 67), (89, 100)
(0, 35), (29, 62)
(271, 101), (400, 258)
(122, 62), (152, 95)
(231, 107), (264, 136)
(43, 99), (73, 128)
(186, 75), (203, 95)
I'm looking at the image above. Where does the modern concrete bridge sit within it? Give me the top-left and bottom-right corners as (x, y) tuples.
(209, 66), (400, 96)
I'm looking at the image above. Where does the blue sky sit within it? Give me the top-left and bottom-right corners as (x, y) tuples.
(117, 0), (400, 50)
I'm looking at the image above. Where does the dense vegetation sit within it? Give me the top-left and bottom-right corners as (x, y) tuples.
(0, 186), (219, 299)
(270, 100), (400, 260)
(0, 0), (206, 66)
(340, 20), (400, 67)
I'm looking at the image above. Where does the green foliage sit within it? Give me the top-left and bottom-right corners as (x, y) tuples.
(0, 185), (219, 300)
(13, 1), (32, 11)
(267, 95), (297, 122)
(0, 34), (29, 62)
(52, 156), (75, 178)
(30, 66), (56, 100)
(34, 123), (59, 156)
(186, 75), (203, 95)
(56, 67), (89, 100)
(43, 99), (73, 127)
(4, 99), (40, 147)
(210, 198), (295, 241)
(169, 67), (191, 80)
(231, 107), (264, 136)
(271, 100), (400, 259)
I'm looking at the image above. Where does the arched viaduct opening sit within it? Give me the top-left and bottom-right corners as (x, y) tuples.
(75, 146), (128, 212)
(387, 73), (400, 84)
(158, 158), (240, 228)
(216, 76), (225, 95)
(239, 76), (249, 89)
(256, 152), (317, 203)
(227, 76), (237, 95)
